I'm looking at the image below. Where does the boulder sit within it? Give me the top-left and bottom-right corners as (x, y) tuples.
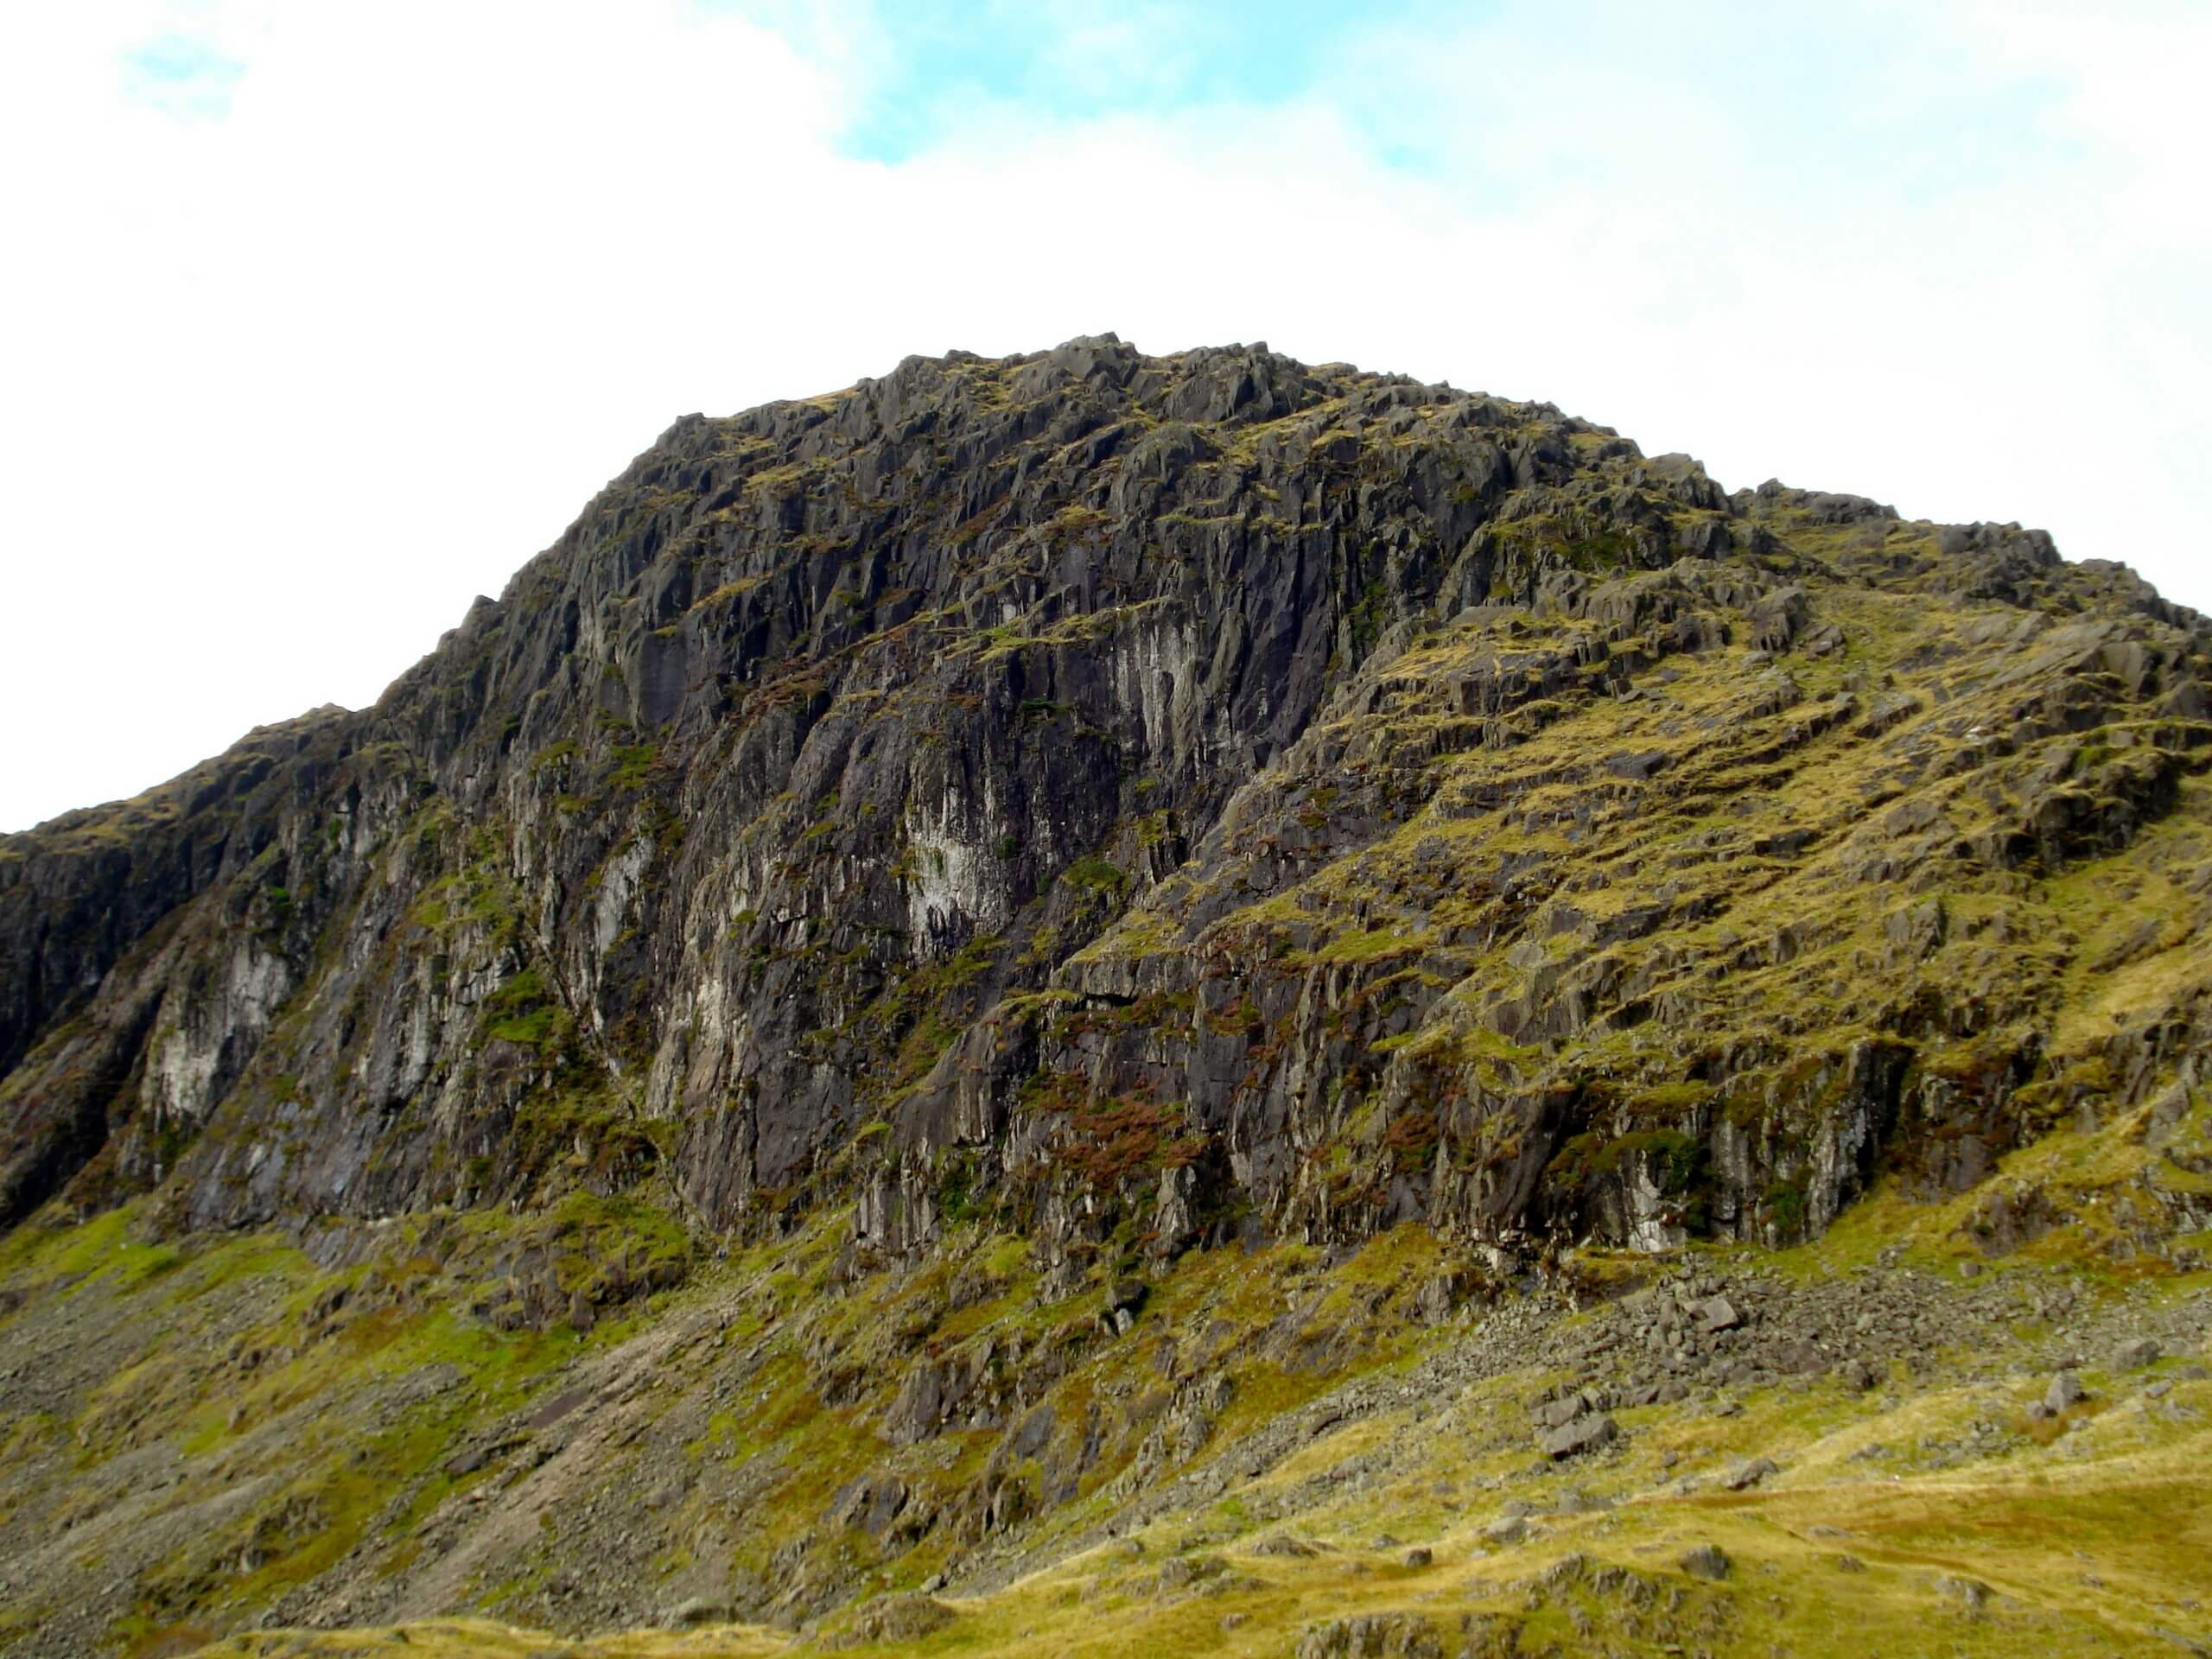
(1540, 1414), (1619, 1459)
(830, 1595), (956, 1649)
(1681, 1543), (1731, 1580)
(2114, 1338), (2161, 1370)
(1697, 1296), (1743, 1332)
(1533, 1394), (1588, 1431)
(1936, 1574), (1992, 1612)
(1722, 1457), (1777, 1491)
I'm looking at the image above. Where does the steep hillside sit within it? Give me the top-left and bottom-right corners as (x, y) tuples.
(2, 337), (2209, 1656)
(3, 1116), (2209, 1656)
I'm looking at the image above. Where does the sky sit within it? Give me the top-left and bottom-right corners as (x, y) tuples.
(1, 1), (2207, 833)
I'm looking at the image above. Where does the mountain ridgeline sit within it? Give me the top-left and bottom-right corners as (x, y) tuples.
(4, 334), (2209, 1288)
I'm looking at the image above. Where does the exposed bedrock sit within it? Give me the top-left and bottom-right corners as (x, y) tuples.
(3, 335), (2208, 1274)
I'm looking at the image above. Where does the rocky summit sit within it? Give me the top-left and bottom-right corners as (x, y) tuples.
(3, 336), (2210, 1659)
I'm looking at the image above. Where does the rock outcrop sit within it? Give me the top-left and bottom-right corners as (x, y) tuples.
(3, 335), (2209, 1284)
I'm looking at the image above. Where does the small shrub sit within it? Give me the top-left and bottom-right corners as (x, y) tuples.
(1062, 856), (1127, 894)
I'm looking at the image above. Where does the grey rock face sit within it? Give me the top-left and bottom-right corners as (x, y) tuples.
(2, 333), (2207, 1289)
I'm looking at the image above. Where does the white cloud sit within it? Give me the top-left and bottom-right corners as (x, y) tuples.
(0, 0), (2204, 831)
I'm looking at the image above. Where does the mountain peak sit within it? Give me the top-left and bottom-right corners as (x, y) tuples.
(3, 340), (2209, 1653)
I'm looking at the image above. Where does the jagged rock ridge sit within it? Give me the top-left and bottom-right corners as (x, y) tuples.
(3, 334), (2209, 1296)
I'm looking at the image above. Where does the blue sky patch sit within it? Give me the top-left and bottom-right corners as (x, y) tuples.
(761, 0), (1431, 162)
(121, 32), (245, 122)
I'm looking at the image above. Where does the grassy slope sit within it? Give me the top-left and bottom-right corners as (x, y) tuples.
(5, 1087), (2204, 1659)
(180, 1287), (2212, 1658)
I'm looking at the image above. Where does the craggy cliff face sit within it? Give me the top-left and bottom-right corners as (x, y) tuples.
(4, 335), (2210, 1286)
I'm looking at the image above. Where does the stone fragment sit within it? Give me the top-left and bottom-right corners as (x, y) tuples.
(833, 1595), (956, 1647)
(1697, 1296), (1742, 1332)
(1680, 1543), (1731, 1580)
(1551, 1486), (1612, 1514)
(444, 1441), (511, 1478)
(2114, 1338), (2162, 1370)
(1749, 587), (1808, 652)
(1156, 1554), (1224, 1592)
(1768, 1339), (1824, 1375)
(827, 1473), (911, 1540)
(1936, 1574), (1992, 1612)
(1722, 1457), (1777, 1491)
(1294, 1613), (1440, 1659)
(2044, 1371), (2087, 1414)
(1533, 1394), (1587, 1430)
(1103, 1279), (1148, 1336)
(1540, 1414), (1618, 1459)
